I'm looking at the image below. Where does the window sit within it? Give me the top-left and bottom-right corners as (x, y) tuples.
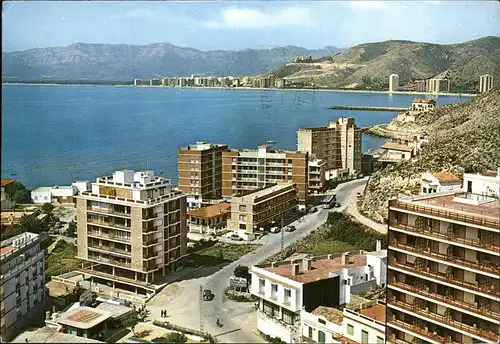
(282, 308), (296, 325)
(318, 318), (326, 325)
(376, 337), (384, 344)
(284, 288), (291, 304)
(239, 205), (247, 212)
(259, 279), (265, 293)
(347, 324), (354, 335)
(239, 215), (246, 222)
(239, 223), (246, 230)
(308, 326), (313, 339)
(361, 330), (369, 344)
(34, 196), (38, 200)
(44, 196), (48, 200)
(271, 284), (278, 299)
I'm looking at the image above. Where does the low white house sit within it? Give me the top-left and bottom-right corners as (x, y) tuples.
(463, 168), (500, 197)
(420, 171), (462, 195)
(301, 302), (386, 344)
(410, 98), (436, 113)
(250, 243), (387, 343)
(31, 185), (78, 204)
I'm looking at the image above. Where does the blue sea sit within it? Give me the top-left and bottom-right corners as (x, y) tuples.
(1, 85), (471, 189)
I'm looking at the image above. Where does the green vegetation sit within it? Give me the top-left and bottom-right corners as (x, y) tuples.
(2, 214), (49, 240)
(152, 332), (188, 343)
(233, 265), (250, 280)
(260, 333), (287, 344)
(4, 181), (31, 203)
(188, 243), (260, 267)
(122, 308), (150, 336)
(262, 212), (386, 264)
(45, 240), (82, 282)
(67, 220), (77, 238)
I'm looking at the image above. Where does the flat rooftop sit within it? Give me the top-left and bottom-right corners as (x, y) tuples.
(241, 183), (294, 200)
(56, 306), (111, 329)
(12, 326), (104, 343)
(311, 306), (343, 324)
(265, 255), (367, 283)
(187, 202), (231, 218)
(401, 192), (499, 219)
(358, 304), (386, 322)
(382, 142), (413, 152)
(0, 245), (16, 256)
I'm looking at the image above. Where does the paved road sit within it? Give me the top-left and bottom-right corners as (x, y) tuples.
(345, 184), (387, 234)
(148, 178), (368, 343)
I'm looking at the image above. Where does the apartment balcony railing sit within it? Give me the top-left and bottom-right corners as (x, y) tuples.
(88, 231), (131, 243)
(389, 240), (500, 276)
(239, 161), (258, 166)
(267, 163), (285, 167)
(143, 212), (162, 221)
(389, 200), (500, 229)
(143, 237), (161, 246)
(87, 218), (131, 230)
(389, 259), (500, 298)
(143, 225), (161, 234)
(88, 243), (131, 256)
(389, 221), (500, 252)
(390, 280), (500, 322)
(237, 177), (258, 182)
(89, 256), (132, 268)
(87, 206), (131, 217)
(386, 318), (456, 344)
(388, 299), (499, 343)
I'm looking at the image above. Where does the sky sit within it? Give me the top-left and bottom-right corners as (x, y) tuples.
(2, 1), (500, 52)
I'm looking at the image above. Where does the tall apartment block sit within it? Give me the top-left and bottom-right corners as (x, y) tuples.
(297, 118), (362, 179)
(75, 170), (187, 295)
(427, 78), (451, 93)
(389, 74), (400, 92)
(415, 80), (428, 93)
(480, 74), (494, 94)
(1, 233), (46, 342)
(221, 143), (308, 208)
(178, 142), (229, 209)
(386, 190), (500, 344)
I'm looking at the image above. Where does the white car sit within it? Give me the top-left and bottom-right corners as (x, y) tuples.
(270, 227), (281, 233)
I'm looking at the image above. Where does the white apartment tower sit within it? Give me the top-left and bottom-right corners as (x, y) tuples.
(479, 74), (494, 94)
(389, 74), (400, 92)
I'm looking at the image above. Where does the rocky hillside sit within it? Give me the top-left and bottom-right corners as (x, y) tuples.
(359, 87), (500, 222)
(1, 43), (342, 81)
(270, 36), (500, 90)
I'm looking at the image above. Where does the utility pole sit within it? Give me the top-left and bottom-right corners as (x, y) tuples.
(281, 217), (285, 259)
(199, 285), (204, 333)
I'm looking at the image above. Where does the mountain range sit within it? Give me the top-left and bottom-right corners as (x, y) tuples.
(1, 43), (342, 81)
(269, 36), (500, 89)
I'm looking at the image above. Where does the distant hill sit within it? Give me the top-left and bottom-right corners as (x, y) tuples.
(268, 36), (500, 90)
(360, 87), (500, 222)
(1, 43), (342, 81)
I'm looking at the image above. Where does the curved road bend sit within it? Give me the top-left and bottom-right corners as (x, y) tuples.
(200, 178), (368, 342)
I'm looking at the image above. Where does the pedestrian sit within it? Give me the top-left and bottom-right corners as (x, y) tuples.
(164, 309), (167, 317)
(161, 310), (164, 318)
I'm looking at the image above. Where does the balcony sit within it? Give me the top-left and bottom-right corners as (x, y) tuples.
(87, 218), (131, 230)
(389, 200), (500, 229)
(389, 221), (500, 253)
(386, 318), (456, 344)
(143, 237), (161, 246)
(89, 256), (132, 268)
(88, 243), (131, 256)
(389, 259), (500, 298)
(143, 224), (160, 233)
(387, 299), (499, 343)
(389, 240), (500, 276)
(88, 231), (131, 243)
(389, 280), (500, 322)
(87, 206), (130, 217)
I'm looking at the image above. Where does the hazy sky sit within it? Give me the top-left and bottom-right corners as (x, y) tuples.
(2, 1), (499, 52)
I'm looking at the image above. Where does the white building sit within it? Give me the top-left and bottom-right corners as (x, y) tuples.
(420, 171), (462, 195)
(301, 302), (386, 344)
(479, 74), (493, 93)
(31, 185), (78, 204)
(0, 232), (46, 342)
(463, 168), (500, 197)
(410, 98), (436, 113)
(389, 74), (400, 92)
(71, 180), (91, 195)
(250, 244), (387, 343)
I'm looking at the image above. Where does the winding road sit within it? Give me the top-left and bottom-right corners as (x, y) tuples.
(148, 178), (369, 343)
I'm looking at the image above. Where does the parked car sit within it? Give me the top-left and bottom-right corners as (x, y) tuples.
(270, 227), (280, 233)
(334, 202), (341, 208)
(54, 222), (62, 229)
(309, 206), (318, 214)
(203, 289), (214, 301)
(285, 225), (296, 232)
(357, 192), (362, 198)
(229, 233), (243, 241)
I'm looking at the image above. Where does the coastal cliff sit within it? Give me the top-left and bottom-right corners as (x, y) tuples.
(359, 87), (500, 222)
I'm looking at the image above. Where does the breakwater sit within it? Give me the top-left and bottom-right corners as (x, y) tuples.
(328, 105), (408, 112)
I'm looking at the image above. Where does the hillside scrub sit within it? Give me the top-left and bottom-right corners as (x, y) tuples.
(360, 87), (500, 221)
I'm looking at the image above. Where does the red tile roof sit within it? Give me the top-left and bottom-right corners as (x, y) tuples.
(359, 304), (386, 322)
(1, 179), (15, 187)
(432, 171), (462, 183)
(187, 202), (231, 218)
(265, 255), (367, 283)
(412, 98), (436, 104)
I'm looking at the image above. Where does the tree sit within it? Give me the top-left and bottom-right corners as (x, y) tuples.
(18, 214), (45, 234)
(122, 308), (149, 336)
(5, 182), (31, 203)
(233, 265), (249, 279)
(67, 220), (77, 238)
(41, 203), (56, 221)
(161, 332), (188, 344)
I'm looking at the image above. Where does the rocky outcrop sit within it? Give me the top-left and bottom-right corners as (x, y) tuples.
(360, 87), (500, 221)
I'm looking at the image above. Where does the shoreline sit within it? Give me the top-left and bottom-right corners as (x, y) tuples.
(2, 82), (477, 98)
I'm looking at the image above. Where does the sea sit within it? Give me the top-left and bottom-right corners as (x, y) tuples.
(1, 85), (471, 189)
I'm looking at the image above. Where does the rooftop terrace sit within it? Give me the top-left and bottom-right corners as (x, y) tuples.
(56, 306), (111, 330)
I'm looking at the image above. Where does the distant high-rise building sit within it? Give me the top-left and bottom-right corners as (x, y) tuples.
(178, 142), (229, 209)
(415, 80), (428, 93)
(427, 78), (450, 93)
(297, 118), (362, 179)
(389, 74), (400, 92)
(479, 74), (494, 93)
(134, 79), (141, 86)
